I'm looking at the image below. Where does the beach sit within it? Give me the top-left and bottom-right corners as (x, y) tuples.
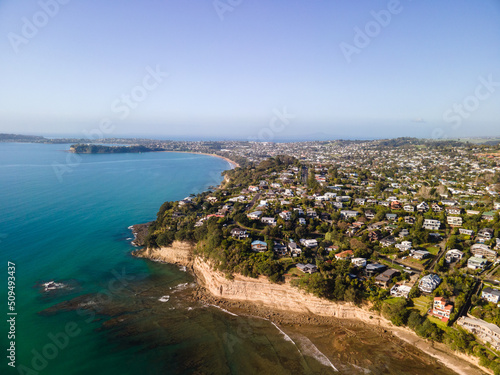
(159, 150), (240, 169)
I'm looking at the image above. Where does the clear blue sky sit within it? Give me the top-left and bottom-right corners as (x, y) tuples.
(1, 0), (499, 140)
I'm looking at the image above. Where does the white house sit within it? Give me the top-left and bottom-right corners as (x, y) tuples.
(423, 219), (441, 230)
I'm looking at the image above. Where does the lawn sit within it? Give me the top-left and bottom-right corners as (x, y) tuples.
(378, 259), (404, 271)
(412, 296), (431, 315)
(427, 315), (450, 329)
(426, 246), (440, 255)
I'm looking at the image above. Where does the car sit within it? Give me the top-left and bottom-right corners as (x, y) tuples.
(405, 266), (411, 270)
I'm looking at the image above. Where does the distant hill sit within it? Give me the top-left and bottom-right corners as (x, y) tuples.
(0, 133), (47, 142)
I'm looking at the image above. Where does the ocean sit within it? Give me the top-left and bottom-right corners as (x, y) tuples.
(0, 143), (456, 375)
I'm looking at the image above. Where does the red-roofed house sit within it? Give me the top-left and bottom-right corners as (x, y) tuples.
(335, 250), (354, 260)
(430, 297), (453, 322)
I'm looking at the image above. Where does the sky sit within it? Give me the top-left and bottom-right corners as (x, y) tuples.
(0, 0), (499, 141)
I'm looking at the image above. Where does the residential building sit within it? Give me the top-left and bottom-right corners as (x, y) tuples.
(247, 211), (263, 220)
(417, 202), (429, 212)
(419, 274), (441, 293)
(261, 217), (277, 226)
(340, 210), (359, 219)
(471, 243), (497, 261)
(380, 236), (396, 247)
(351, 258), (367, 267)
(279, 211), (291, 220)
(300, 239), (318, 248)
(459, 228), (474, 236)
(447, 216), (463, 227)
(386, 213), (398, 221)
(446, 207), (462, 215)
(412, 249), (430, 260)
(296, 263), (318, 274)
(404, 204), (415, 212)
(365, 263), (387, 276)
(478, 228), (494, 241)
(375, 269), (400, 288)
(481, 287), (500, 304)
(430, 297), (453, 322)
(457, 316), (500, 351)
(335, 250), (354, 260)
(231, 228), (248, 240)
(395, 241), (412, 251)
(390, 283), (412, 298)
(251, 240), (268, 252)
(468, 256), (487, 270)
(405, 216), (416, 225)
(444, 249), (464, 263)
(423, 219), (441, 230)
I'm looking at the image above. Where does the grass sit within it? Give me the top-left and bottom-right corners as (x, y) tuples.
(427, 315), (449, 329)
(378, 259), (404, 271)
(412, 296), (431, 315)
(426, 246), (440, 255)
(384, 297), (403, 305)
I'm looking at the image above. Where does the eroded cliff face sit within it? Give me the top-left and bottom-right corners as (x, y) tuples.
(133, 241), (194, 265)
(192, 258), (384, 325)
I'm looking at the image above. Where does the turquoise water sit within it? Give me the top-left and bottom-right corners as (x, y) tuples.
(0, 143), (456, 375)
(0, 143), (340, 375)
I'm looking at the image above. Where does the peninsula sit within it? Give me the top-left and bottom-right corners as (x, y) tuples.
(132, 141), (500, 375)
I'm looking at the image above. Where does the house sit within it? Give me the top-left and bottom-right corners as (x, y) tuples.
(231, 228), (248, 240)
(412, 249), (430, 260)
(447, 216), (463, 227)
(442, 199), (459, 206)
(251, 240), (268, 252)
(365, 263), (387, 276)
(335, 250), (354, 260)
(494, 202), (500, 210)
(430, 297), (453, 322)
(293, 207), (304, 216)
(298, 218), (306, 225)
(468, 256), (488, 270)
(365, 210), (376, 220)
(396, 241), (412, 252)
(481, 287), (500, 304)
(288, 242), (302, 256)
(247, 211), (263, 220)
(273, 242), (287, 256)
(380, 236), (396, 247)
(340, 210), (359, 219)
(432, 203), (443, 212)
(405, 216), (416, 225)
(419, 274), (441, 293)
(478, 228), (494, 241)
(471, 243), (497, 261)
(296, 263), (318, 274)
(404, 204), (415, 212)
(446, 207), (462, 215)
(390, 201), (402, 210)
(399, 229), (410, 238)
(459, 228), (474, 236)
(444, 249), (464, 263)
(300, 239), (318, 248)
(457, 316), (500, 351)
(248, 185), (259, 192)
(261, 217), (277, 226)
(279, 211), (291, 220)
(386, 213), (398, 221)
(306, 209), (318, 218)
(482, 211), (496, 221)
(355, 198), (366, 205)
(417, 202), (429, 212)
(375, 269), (400, 288)
(326, 245), (339, 253)
(351, 258), (367, 267)
(390, 283), (412, 298)
(337, 196), (351, 202)
(423, 219), (441, 230)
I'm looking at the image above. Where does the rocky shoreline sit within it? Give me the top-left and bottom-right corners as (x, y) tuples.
(132, 240), (489, 375)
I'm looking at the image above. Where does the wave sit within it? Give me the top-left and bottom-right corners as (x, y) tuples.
(158, 295), (170, 302)
(270, 321), (295, 344)
(294, 334), (338, 372)
(208, 304), (238, 317)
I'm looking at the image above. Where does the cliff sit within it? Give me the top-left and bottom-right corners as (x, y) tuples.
(133, 241), (194, 265)
(133, 241), (488, 375)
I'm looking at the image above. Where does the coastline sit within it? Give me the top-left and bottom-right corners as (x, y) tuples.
(158, 150), (240, 169)
(132, 243), (490, 375)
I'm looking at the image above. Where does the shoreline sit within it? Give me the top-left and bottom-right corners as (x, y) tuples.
(132, 244), (490, 375)
(158, 150), (240, 169)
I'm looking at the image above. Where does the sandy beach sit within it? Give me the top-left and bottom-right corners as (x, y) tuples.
(159, 150), (240, 169)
